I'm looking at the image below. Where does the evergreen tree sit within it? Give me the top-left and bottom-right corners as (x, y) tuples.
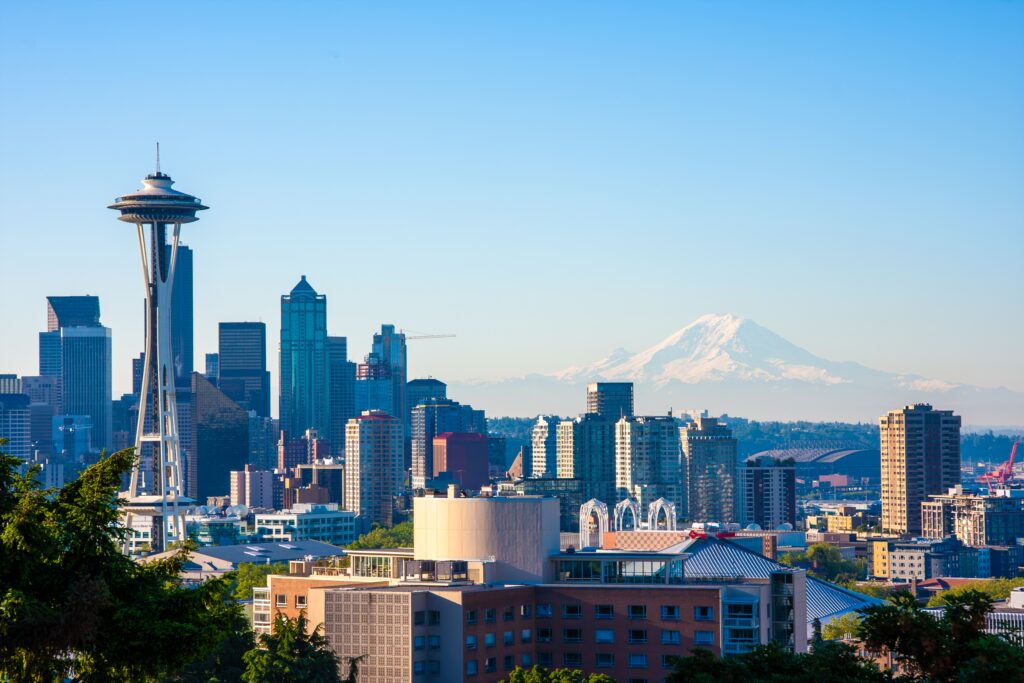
(242, 612), (340, 683)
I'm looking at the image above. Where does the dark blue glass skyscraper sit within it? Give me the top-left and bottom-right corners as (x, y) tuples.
(279, 276), (329, 438)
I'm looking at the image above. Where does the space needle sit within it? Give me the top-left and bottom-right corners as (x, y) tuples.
(109, 148), (208, 552)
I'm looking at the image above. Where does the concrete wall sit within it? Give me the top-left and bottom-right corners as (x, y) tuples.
(414, 495), (560, 583)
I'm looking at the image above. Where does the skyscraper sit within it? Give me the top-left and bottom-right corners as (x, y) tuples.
(530, 415), (560, 478)
(371, 325), (407, 430)
(39, 297), (112, 453)
(410, 398), (485, 489)
(345, 410), (403, 529)
(880, 403), (961, 536)
(737, 457), (796, 530)
(218, 322), (270, 417)
(327, 336), (356, 455)
(557, 414), (617, 505)
(586, 382), (634, 420)
(406, 379), (446, 420)
(165, 244), (193, 389)
(190, 372), (249, 502)
(0, 394), (31, 460)
(682, 417), (738, 524)
(354, 352), (394, 415)
(615, 416), (683, 516)
(279, 276), (330, 438)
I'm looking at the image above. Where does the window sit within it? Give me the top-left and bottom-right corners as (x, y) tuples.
(596, 604), (615, 619)
(563, 603), (582, 618)
(413, 660), (425, 675)
(694, 606), (714, 621)
(274, 594), (287, 607)
(628, 628), (648, 644)
(726, 603), (754, 619)
(538, 652), (553, 667)
(484, 657), (496, 673)
(628, 653), (648, 669)
(503, 631), (514, 646)
(466, 660), (478, 676)
(428, 635), (440, 649)
(484, 633), (496, 648)
(428, 610), (441, 625)
(662, 654), (677, 669)
(466, 635), (478, 650)
(295, 595), (307, 609)
(504, 606), (515, 621)
(628, 678), (649, 683)
(466, 609), (477, 624)
(414, 636), (425, 651)
(537, 603), (553, 618)
(428, 660), (440, 674)
(695, 630), (714, 645)
(563, 627), (582, 643)
(414, 611), (426, 625)
(503, 655), (514, 671)
(521, 653), (533, 667)
(538, 627), (553, 643)
(628, 604), (647, 620)
(596, 653), (615, 668)
(661, 630), (681, 645)
(564, 652), (582, 667)
(521, 629), (532, 643)
(660, 605), (680, 621)
(484, 608), (496, 623)
(595, 628), (615, 644)
(521, 604), (532, 618)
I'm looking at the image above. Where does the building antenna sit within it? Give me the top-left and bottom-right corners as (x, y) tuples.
(156, 142), (161, 174)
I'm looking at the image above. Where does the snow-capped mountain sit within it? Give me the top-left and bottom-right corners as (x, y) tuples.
(450, 314), (1023, 425)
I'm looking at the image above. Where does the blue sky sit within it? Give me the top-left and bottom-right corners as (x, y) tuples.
(1, 1), (1022, 408)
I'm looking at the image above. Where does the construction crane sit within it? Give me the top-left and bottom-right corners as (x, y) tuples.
(979, 441), (1021, 488)
(399, 329), (456, 341)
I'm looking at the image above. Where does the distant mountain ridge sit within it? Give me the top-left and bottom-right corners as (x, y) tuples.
(450, 314), (1023, 425)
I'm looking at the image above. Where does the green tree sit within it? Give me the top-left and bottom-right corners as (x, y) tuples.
(840, 581), (895, 600)
(345, 520), (413, 549)
(166, 580), (255, 683)
(242, 612), (340, 683)
(822, 612), (862, 641)
(858, 589), (1024, 682)
(666, 641), (888, 683)
(501, 665), (615, 683)
(925, 577), (1024, 607)
(0, 444), (243, 681)
(779, 543), (866, 583)
(227, 561), (289, 601)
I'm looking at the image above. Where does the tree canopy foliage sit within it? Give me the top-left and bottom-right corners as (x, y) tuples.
(0, 444), (243, 681)
(925, 577), (1024, 607)
(227, 561), (289, 601)
(242, 612), (340, 683)
(779, 542), (866, 583)
(346, 520), (413, 549)
(501, 666), (615, 683)
(666, 641), (888, 683)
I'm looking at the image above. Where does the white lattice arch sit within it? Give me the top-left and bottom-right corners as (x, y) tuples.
(578, 499), (609, 548)
(647, 498), (677, 530)
(613, 498), (641, 531)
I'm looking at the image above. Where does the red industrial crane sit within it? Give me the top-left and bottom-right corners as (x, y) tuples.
(979, 441), (1021, 487)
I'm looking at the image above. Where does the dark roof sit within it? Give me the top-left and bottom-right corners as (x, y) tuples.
(288, 275), (319, 297)
(196, 540), (344, 566)
(46, 296), (100, 330)
(747, 447), (878, 465)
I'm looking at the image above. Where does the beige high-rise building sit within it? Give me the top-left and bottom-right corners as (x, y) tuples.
(345, 410), (403, 530)
(880, 403), (960, 536)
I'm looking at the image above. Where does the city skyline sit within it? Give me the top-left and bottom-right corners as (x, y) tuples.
(2, 2), (1022, 421)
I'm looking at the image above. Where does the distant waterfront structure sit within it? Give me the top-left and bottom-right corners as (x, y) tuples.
(530, 415), (560, 478)
(109, 163), (207, 551)
(737, 456), (796, 529)
(682, 417), (738, 523)
(880, 403), (961, 536)
(586, 382), (634, 420)
(217, 322), (270, 417)
(38, 296), (112, 451)
(279, 276), (330, 438)
(345, 410), (403, 529)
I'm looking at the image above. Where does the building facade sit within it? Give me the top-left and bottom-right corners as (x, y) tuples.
(327, 336), (356, 456)
(433, 432), (489, 491)
(682, 417), (737, 524)
(279, 276), (330, 438)
(616, 416), (683, 519)
(191, 372), (249, 501)
(217, 322), (270, 417)
(345, 411), (403, 529)
(229, 464), (275, 509)
(411, 398), (486, 489)
(255, 503), (357, 545)
(0, 394), (31, 460)
(922, 486), (1024, 547)
(737, 457), (796, 530)
(556, 414), (616, 505)
(585, 382), (634, 420)
(530, 416), (560, 479)
(880, 404), (961, 536)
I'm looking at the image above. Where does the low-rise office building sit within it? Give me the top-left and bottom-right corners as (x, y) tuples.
(254, 503), (357, 546)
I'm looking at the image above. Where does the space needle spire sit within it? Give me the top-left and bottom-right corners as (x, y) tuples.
(109, 157), (208, 552)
